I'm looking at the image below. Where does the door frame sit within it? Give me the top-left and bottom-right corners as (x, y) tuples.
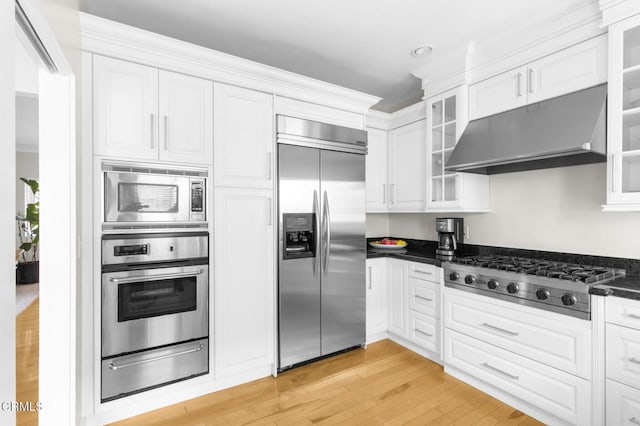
(3, 1), (77, 425)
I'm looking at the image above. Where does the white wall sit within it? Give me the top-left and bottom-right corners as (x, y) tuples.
(366, 213), (389, 237)
(381, 163), (640, 259)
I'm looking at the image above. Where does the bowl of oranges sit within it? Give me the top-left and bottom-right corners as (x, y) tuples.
(369, 238), (407, 250)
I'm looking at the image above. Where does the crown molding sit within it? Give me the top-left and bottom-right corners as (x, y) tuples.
(366, 101), (425, 131)
(599, 0), (640, 26)
(79, 13), (380, 114)
(414, 0), (604, 96)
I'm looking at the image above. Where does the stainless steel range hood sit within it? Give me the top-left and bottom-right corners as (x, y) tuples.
(445, 84), (607, 174)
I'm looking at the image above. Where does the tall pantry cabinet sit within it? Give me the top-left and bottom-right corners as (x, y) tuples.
(213, 83), (276, 378)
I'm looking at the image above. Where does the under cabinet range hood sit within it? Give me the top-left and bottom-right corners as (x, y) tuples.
(445, 84), (607, 174)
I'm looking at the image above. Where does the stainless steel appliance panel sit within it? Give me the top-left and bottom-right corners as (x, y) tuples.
(104, 167), (206, 224)
(102, 234), (208, 265)
(320, 149), (366, 355)
(278, 144), (322, 367)
(102, 264), (208, 357)
(102, 338), (208, 401)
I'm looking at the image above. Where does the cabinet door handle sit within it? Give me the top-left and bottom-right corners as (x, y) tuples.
(150, 113), (155, 148)
(415, 329), (433, 337)
(516, 73), (523, 97)
(267, 153), (272, 180)
(611, 154), (616, 193)
(481, 322), (519, 336)
(382, 184), (386, 203)
(415, 294), (433, 302)
(629, 357), (640, 365)
(528, 68), (535, 93)
(163, 115), (169, 150)
(391, 184), (396, 203)
(267, 198), (272, 226)
(481, 362), (519, 380)
(630, 417), (640, 425)
(628, 313), (640, 319)
(368, 266), (373, 289)
(414, 269), (433, 275)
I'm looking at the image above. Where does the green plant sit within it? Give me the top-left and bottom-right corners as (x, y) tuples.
(16, 178), (39, 263)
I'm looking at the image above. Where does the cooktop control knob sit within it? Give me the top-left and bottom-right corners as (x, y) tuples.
(561, 293), (578, 306)
(449, 272), (459, 281)
(536, 289), (550, 300)
(464, 275), (475, 285)
(507, 283), (519, 294)
(487, 279), (499, 290)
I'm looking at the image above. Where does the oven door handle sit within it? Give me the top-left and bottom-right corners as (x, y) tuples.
(109, 269), (205, 284)
(107, 342), (205, 371)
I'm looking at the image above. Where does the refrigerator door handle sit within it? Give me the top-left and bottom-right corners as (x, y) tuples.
(313, 190), (321, 277)
(323, 190), (331, 276)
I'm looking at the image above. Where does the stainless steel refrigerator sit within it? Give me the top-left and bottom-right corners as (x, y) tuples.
(277, 115), (367, 370)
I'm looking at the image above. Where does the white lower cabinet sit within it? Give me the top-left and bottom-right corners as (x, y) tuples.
(214, 187), (274, 379)
(443, 287), (592, 425)
(408, 311), (439, 354)
(366, 258), (387, 342)
(607, 379), (640, 426)
(387, 258), (408, 337)
(445, 329), (591, 425)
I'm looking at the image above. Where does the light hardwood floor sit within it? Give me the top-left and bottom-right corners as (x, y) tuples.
(111, 339), (543, 425)
(16, 298), (39, 426)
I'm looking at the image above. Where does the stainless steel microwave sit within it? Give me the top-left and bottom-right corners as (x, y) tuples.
(103, 163), (207, 226)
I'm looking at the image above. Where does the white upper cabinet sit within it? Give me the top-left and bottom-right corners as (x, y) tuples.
(388, 120), (426, 211)
(469, 35), (607, 120)
(469, 65), (528, 121)
(93, 55), (213, 165)
(604, 14), (640, 211)
(426, 86), (489, 212)
(93, 55), (159, 160)
(158, 71), (213, 164)
(214, 83), (274, 189)
(365, 127), (389, 211)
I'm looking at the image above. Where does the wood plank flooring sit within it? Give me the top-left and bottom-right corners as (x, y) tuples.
(111, 339), (543, 425)
(16, 298), (39, 426)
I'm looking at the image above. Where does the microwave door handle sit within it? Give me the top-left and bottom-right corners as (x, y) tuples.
(109, 269), (204, 284)
(453, 236), (457, 251)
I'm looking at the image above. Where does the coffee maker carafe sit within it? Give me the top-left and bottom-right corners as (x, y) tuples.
(435, 218), (464, 260)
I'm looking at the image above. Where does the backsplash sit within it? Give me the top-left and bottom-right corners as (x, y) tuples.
(370, 163), (640, 260)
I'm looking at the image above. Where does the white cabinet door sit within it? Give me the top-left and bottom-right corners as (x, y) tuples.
(365, 128), (388, 211)
(366, 258), (387, 341)
(388, 120), (426, 211)
(214, 187), (274, 378)
(214, 83), (274, 188)
(528, 35), (607, 104)
(158, 70), (213, 165)
(93, 55), (158, 160)
(607, 379), (640, 426)
(408, 310), (440, 354)
(387, 259), (407, 337)
(468, 66), (527, 120)
(606, 323), (640, 389)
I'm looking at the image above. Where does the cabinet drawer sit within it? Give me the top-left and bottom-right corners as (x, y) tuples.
(408, 311), (439, 354)
(607, 296), (640, 331)
(408, 277), (439, 318)
(445, 330), (590, 425)
(444, 288), (591, 378)
(607, 323), (640, 389)
(408, 262), (439, 282)
(607, 379), (640, 426)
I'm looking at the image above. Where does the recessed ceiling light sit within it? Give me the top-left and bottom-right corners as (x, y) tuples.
(410, 45), (433, 58)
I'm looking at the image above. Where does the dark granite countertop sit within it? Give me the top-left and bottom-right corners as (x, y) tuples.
(366, 238), (442, 267)
(591, 275), (640, 300)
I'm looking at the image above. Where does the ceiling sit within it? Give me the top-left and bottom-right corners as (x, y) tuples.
(80, 0), (586, 112)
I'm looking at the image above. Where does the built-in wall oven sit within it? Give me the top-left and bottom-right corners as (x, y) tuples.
(101, 232), (209, 402)
(102, 163), (207, 231)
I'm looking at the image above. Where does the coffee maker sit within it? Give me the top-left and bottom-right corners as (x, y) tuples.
(435, 218), (464, 260)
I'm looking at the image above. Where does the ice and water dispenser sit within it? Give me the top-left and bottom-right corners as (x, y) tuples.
(282, 213), (316, 259)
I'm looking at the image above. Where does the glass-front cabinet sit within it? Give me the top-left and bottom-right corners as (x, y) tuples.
(605, 14), (640, 211)
(426, 86), (489, 212)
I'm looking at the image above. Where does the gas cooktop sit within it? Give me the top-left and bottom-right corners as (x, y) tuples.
(444, 255), (622, 320)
